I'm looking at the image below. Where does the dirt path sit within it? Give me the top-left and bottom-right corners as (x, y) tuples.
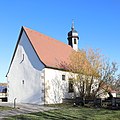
(0, 103), (57, 119)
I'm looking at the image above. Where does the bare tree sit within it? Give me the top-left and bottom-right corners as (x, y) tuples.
(63, 48), (119, 99)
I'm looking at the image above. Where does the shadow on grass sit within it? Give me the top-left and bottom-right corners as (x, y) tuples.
(0, 106), (12, 111)
(4, 107), (120, 120)
(31, 110), (82, 120)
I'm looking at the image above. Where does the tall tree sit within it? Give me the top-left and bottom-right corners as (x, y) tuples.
(64, 48), (119, 99)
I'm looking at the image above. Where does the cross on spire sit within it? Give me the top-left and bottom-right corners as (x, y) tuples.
(71, 20), (74, 31)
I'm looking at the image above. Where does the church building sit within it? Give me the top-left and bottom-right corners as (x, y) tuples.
(6, 23), (80, 104)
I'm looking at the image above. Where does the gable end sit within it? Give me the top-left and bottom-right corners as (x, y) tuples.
(6, 26), (46, 77)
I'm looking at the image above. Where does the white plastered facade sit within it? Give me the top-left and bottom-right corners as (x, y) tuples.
(7, 31), (73, 105)
(44, 68), (74, 104)
(7, 31), (45, 104)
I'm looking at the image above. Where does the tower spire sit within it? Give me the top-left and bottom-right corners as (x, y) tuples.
(71, 20), (74, 31)
(67, 21), (79, 51)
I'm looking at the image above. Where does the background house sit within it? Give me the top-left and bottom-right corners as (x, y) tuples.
(6, 23), (79, 104)
(0, 83), (7, 102)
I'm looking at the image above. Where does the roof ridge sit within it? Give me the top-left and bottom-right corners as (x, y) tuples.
(23, 26), (71, 48)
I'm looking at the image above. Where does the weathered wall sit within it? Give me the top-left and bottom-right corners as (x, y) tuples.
(44, 68), (74, 104)
(7, 31), (45, 105)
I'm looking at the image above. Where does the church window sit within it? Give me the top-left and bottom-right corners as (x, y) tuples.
(20, 54), (24, 63)
(69, 78), (74, 92)
(74, 39), (76, 44)
(22, 80), (24, 85)
(62, 75), (65, 80)
(22, 54), (24, 61)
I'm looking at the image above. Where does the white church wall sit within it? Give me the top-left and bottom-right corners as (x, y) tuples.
(72, 38), (79, 51)
(7, 31), (45, 105)
(44, 68), (74, 104)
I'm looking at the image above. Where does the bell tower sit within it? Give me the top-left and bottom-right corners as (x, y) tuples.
(67, 21), (79, 51)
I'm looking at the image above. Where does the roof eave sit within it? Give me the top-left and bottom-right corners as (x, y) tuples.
(45, 66), (69, 72)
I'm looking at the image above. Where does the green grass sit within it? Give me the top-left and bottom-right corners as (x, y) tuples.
(0, 106), (12, 111)
(4, 105), (120, 120)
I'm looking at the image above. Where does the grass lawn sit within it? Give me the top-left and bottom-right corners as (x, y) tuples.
(0, 106), (12, 111)
(4, 105), (120, 120)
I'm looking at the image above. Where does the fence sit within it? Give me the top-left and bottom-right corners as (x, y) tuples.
(74, 97), (120, 109)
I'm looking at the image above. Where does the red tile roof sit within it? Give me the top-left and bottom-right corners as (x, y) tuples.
(23, 27), (74, 69)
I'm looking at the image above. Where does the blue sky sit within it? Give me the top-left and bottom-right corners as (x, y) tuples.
(0, 0), (120, 82)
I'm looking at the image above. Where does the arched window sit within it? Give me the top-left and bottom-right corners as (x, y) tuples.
(74, 39), (76, 44)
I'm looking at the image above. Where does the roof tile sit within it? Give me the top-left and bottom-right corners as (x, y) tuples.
(23, 27), (74, 69)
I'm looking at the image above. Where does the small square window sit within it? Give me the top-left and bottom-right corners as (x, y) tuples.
(22, 80), (24, 85)
(62, 75), (65, 80)
(22, 54), (24, 60)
